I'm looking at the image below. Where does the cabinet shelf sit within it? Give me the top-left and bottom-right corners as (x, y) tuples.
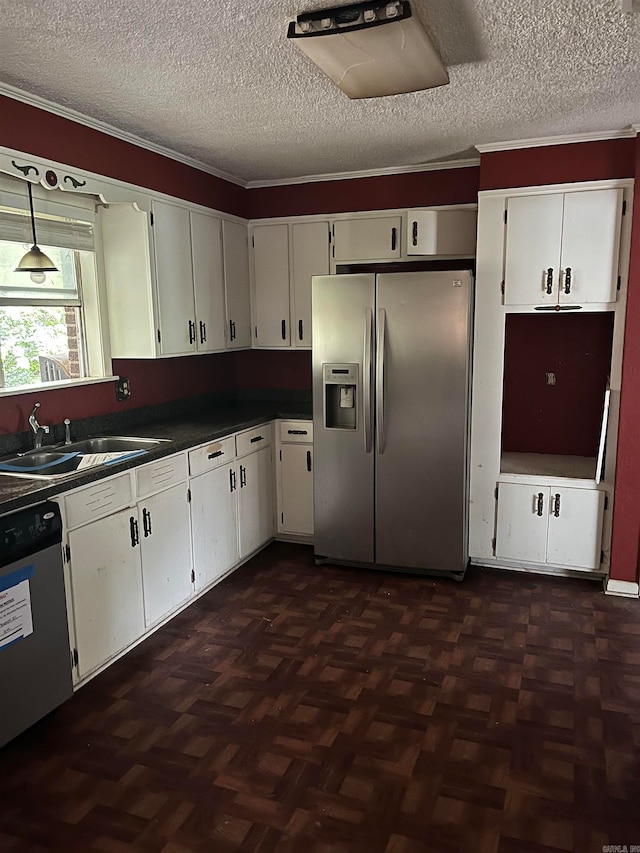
(500, 452), (598, 483)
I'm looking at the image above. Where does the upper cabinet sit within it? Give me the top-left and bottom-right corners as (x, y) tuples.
(406, 209), (477, 256)
(250, 219), (330, 349)
(332, 216), (402, 262)
(100, 198), (251, 357)
(503, 188), (623, 308)
(222, 219), (252, 349)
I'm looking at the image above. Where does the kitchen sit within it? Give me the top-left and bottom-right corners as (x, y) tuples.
(1, 0), (640, 848)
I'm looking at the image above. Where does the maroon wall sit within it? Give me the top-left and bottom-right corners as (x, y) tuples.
(234, 350), (311, 392)
(1, 96), (247, 217)
(480, 138), (635, 190)
(248, 166), (480, 218)
(610, 136), (640, 584)
(502, 313), (614, 457)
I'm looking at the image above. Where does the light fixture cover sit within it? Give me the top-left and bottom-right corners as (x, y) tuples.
(15, 245), (58, 273)
(288, 0), (449, 99)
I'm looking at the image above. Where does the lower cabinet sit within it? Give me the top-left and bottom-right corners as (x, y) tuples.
(68, 507), (145, 680)
(495, 482), (605, 570)
(238, 444), (274, 559)
(190, 463), (238, 590)
(276, 420), (314, 538)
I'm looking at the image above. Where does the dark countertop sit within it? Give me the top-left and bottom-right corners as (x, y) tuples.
(0, 401), (312, 516)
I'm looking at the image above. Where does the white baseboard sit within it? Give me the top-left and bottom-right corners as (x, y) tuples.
(604, 578), (640, 597)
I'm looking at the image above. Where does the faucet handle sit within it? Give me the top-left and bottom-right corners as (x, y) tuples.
(64, 418), (72, 444)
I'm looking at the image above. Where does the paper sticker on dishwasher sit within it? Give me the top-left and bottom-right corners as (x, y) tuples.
(0, 564), (34, 650)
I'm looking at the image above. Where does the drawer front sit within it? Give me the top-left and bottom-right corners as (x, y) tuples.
(136, 453), (187, 498)
(279, 420), (313, 443)
(65, 473), (133, 530)
(235, 423), (273, 457)
(188, 436), (235, 477)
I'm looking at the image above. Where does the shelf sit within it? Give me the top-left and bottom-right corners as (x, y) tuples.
(500, 452), (597, 481)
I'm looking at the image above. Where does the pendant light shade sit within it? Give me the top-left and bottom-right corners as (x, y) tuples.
(15, 181), (58, 277)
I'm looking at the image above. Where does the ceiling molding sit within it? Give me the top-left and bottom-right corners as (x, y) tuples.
(475, 128), (637, 153)
(0, 83), (247, 188)
(246, 158), (481, 189)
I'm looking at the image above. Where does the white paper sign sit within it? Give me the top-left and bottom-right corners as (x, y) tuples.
(0, 576), (34, 650)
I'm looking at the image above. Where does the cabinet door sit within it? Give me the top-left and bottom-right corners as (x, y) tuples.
(559, 189), (622, 305)
(139, 484), (193, 627)
(152, 201), (196, 355)
(291, 221), (330, 348)
(238, 447), (274, 559)
(69, 509), (144, 679)
(279, 444), (314, 535)
(503, 194), (563, 306)
(191, 211), (227, 351)
(190, 465), (238, 590)
(333, 216), (402, 262)
(252, 224), (291, 347)
(495, 483), (549, 563)
(222, 219), (252, 349)
(547, 487), (604, 569)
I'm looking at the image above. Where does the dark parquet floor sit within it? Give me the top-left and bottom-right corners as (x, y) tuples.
(1, 543), (640, 852)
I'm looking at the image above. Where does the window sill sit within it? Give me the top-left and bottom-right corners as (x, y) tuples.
(0, 375), (119, 397)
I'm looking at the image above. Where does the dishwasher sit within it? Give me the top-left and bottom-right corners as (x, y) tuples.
(1, 501), (73, 747)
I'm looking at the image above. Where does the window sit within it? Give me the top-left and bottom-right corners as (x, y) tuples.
(0, 178), (108, 392)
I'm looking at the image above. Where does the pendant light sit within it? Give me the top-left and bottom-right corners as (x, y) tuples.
(14, 180), (58, 284)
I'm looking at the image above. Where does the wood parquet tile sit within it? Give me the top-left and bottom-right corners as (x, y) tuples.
(1, 542), (640, 852)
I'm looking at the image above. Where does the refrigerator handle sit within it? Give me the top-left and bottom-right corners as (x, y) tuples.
(376, 308), (386, 454)
(363, 308), (373, 453)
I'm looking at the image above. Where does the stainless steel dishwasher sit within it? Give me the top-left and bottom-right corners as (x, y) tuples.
(1, 501), (73, 747)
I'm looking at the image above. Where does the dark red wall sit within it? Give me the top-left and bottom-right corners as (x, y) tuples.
(249, 166), (480, 218)
(0, 95), (248, 218)
(234, 350), (311, 391)
(502, 314), (614, 457)
(480, 138), (635, 190)
(610, 136), (640, 584)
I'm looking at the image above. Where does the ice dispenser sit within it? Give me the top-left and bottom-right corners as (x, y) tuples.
(323, 364), (358, 429)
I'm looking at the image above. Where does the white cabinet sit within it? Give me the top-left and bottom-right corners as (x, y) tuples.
(332, 216), (402, 262)
(223, 219), (252, 349)
(504, 188), (623, 306)
(190, 463), (238, 590)
(68, 507), (144, 679)
(495, 482), (604, 570)
(406, 209), (477, 256)
(238, 445), (274, 558)
(250, 220), (329, 349)
(138, 482), (193, 627)
(100, 200), (250, 357)
(251, 223), (291, 347)
(276, 420), (314, 538)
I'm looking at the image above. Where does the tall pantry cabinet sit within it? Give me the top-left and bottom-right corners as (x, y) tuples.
(469, 179), (633, 581)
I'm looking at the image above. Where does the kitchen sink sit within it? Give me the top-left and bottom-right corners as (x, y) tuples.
(0, 437), (170, 480)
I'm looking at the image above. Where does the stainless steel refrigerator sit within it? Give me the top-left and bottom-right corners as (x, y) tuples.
(312, 271), (473, 579)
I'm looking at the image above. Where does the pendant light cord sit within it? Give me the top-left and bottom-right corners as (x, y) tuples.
(27, 180), (38, 246)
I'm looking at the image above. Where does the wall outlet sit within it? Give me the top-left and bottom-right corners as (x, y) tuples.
(115, 377), (131, 400)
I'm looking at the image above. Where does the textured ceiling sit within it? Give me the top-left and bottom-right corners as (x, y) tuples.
(1, 0), (639, 183)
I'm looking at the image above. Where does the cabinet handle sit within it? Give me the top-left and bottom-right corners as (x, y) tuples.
(298, 319), (303, 341)
(129, 516), (139, 547)
(306, 450), (312, 472)
(229, 468), (236, 492)
(281, 319), (287, 340)
(546, 268), (554, 294)
(208, 450), (224, 459)
(391, 227), (397, 252)
(188, 320), (196, 345)
(240, 465), (246, 488)
(564, 268), (572, 294)
(536, 493), (544, 516)
(250, 435), (264, 443)
(288, 429), (308, 435)
(412, 220), (418, 247)
(553, 493), (561, 517)
(142, 507), (152, 537)
(199, 320), (206, 343)
(229, 319), (236, 342)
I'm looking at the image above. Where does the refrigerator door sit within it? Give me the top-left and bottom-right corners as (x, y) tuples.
(375, 271), (472, 573)
(313, 274), (375, 563)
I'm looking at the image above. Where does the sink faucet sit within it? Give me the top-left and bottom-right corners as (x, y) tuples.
(28, 402), (50, 449)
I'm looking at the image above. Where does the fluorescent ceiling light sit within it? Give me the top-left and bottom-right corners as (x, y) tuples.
(287, 0), (449, 99)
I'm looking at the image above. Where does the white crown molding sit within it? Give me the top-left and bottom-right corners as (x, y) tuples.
(246, 158), (481, 189)
(475, 128), (637, 153)
(0, 83), (247, 188)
